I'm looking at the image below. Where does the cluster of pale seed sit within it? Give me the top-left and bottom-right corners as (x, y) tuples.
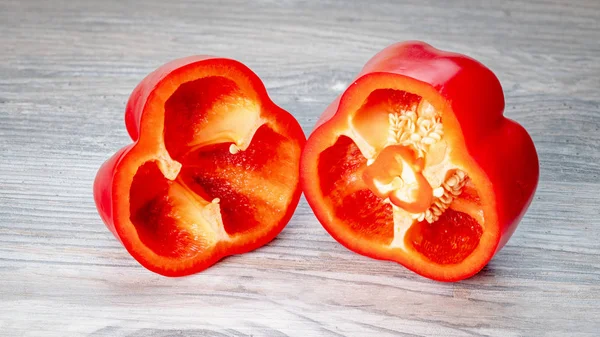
(413, 170), (467, 223)
(387, 104), (467, 223)
(387, 108), (443, 157)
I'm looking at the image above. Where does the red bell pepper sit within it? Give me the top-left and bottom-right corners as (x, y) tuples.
(94, 56), (305, 276)
(301, 41), (539, 281)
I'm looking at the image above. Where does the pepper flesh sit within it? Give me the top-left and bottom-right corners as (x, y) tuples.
(301, 41), (539, 281)
(94, 56), (305, 276)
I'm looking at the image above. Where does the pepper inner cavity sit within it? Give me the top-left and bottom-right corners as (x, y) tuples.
(129, 77), (300, 256)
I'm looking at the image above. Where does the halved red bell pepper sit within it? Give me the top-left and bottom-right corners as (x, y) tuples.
(301, 41), (539, 281)
(94, 56), (305, 276)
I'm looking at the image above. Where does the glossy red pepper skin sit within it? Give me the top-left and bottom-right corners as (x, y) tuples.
(94, 56), (305, 276)
(301, 41), (539, 281)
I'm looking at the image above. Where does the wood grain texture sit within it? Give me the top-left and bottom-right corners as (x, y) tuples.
(1, 0), (599, 336)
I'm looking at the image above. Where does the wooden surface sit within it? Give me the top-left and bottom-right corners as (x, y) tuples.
(1, 0), (599, 336)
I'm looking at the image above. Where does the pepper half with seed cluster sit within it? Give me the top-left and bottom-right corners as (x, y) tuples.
(301, 41), (539, 281)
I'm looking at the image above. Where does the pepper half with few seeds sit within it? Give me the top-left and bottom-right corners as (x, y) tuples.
(94, 56), (305, 276)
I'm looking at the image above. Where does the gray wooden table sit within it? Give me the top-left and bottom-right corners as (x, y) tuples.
(1, 0), (599, 336)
